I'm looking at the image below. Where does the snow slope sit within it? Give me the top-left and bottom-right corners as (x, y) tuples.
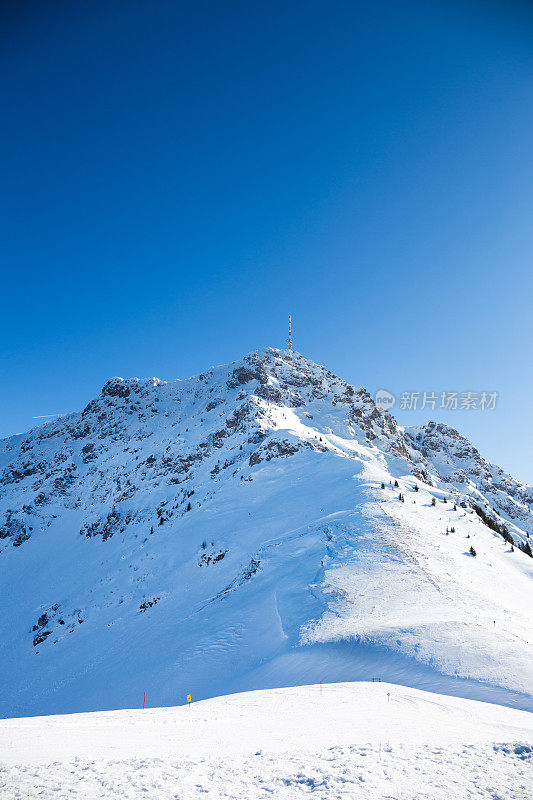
(0, 682), (531, 799)
(0, 349), (532, 718)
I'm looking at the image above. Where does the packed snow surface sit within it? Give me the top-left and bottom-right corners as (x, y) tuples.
(0, 682), (531, 799)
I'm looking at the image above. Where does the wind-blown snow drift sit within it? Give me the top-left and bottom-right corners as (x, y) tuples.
(0, 348), (532, 717)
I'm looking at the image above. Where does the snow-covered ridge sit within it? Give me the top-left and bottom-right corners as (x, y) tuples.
(405, 420), (533, 534)
(0, 348), (532, 718)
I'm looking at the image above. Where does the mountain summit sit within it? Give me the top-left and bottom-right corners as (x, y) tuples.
(1, 348), (532, 717)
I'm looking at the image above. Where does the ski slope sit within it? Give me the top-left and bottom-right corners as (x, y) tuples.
(0, 682), (531, 799)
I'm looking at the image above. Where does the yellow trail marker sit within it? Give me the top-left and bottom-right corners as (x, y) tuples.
(187, 694), (191, 706)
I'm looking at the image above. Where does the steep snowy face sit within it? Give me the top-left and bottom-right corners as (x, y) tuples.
(1, 349), (533, 719)
(0, 348), (407, 551)
(405, 421), (533, 535)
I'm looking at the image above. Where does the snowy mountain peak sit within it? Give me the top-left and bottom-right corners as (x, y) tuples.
(405, 420), (533, 533)
(0, 348), (404, 550)
(0, 349), (532, 718)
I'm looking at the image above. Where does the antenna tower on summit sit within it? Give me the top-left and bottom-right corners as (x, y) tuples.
(287, 315), (293, 351)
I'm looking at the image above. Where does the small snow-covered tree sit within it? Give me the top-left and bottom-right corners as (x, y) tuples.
(519, 540), (533, 558)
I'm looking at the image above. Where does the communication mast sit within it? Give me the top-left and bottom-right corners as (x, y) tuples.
(287, 315), (293, 351)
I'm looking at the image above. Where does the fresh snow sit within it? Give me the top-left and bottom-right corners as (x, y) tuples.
(0, 682), (531, 799)
(0, 349), (532, 720)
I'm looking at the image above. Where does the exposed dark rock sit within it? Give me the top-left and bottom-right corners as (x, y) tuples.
(33, 630), (51, 646)
(199, 549), (228, 566)
(227, 366), (262, 389)
(139, 597), (160, 612)
(101, 379), (131, 399)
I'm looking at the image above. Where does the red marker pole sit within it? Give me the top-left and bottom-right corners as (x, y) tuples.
(387, 692), (390, 704)
(143, 692), (146, 710)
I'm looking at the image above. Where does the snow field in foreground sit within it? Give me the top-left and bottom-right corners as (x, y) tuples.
(0, 682), (531, 799)
(1, 741), (531, 800)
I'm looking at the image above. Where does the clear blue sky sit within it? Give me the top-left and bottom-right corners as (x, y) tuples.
(1, 1), (532, 483)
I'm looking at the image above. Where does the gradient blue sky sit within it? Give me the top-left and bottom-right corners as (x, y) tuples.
(2, 0), (532, 482)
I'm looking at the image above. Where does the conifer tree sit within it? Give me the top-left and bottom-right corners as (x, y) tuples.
(520, 540), (533, 558)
